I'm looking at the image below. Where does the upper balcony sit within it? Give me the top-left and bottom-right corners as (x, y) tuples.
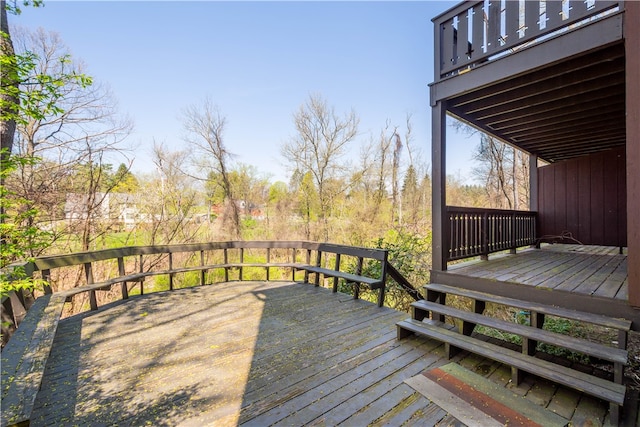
(429, 1), (640, 309)
(430, 0), (626, 163)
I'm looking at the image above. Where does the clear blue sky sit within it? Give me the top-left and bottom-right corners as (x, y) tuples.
(12, 1), (477, 183)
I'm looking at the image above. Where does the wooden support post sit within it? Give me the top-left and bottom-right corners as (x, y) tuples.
(223, 249), (229, 282)
(41, 269), (52, 294)
(426, 289), (445, 323)
(510, 211), (517, 254)
(432, 99), (447, 271)
(84, 262), (97, 311)
(615, 329), (628, 385)
(139, 255), (144, 295)
(239, 248), (244, 281)
(461, 299), (485, 336)
(333, 254), (341, 293)
(481, 212), (489, 260)
(377, 252), (388, 307)
(530, 154), (540, 248)
(445, 342), (461, 359)
(353, 257), (363, 300)
(168, 253), (174, 290)
(314, 251), (322, 287)
(304, 249), (311, 283)
(291, 248), (297, 281)
(511, 366), (524, 385)
(609, 404), (620, 427)
(627, 1), (640, 308)
(7, 292), (26, 326)
(118, 257), (128, 300)
(523, 312), (545, 356)
(397, 324), (414, 340)
(412, 304), (429, 321)
(266, 248), (271, 281)
(200, 250), (206, 286)
(377, 286), (385, 308)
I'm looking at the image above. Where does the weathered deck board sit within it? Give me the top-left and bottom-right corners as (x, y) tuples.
(448, 245), (628, 302)
(26, 280), (637, 426)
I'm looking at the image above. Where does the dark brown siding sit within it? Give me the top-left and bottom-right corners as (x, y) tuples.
(537, 147), (626, 247)
(626, 1), (640, 307)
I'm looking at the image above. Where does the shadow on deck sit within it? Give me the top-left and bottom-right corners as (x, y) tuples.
(29, 281), (638, 426)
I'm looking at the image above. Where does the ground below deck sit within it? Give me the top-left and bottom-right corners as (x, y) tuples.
(30, 281), (638, 426)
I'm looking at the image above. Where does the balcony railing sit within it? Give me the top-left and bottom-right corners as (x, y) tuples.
(433, 0), (621, 80)
(446, 206), (537, 262)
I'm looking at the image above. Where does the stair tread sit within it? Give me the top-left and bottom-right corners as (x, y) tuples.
(412, 300), (627, 364)
(397, 318), (626, 405)
(425, 283), (631, 331)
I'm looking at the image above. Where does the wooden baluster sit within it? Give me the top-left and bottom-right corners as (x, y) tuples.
(485, 0), (502, 55)
(314, 250), (322, 287)
(200, 250), (206, 286)
(353, 257), (363, 300)
(471, 2), (485, 57)
(333, 253), (341, 293)
(168, 252), (174, 290)
(461, 299), (486, 336)
(239, 248), (244, 281)
(139, 254), (144, 295)
(41, 269), (52, 295)
(304, 249), (311, 283)
(504, 0), (520, 48)
(481, 211), (489, 260)
(266, 248), (271, 281)
(118, 257), (128, 300)
(524, 0), (540, 38)
(224, 249), (229, 282)
(456, 9), (469, 64)
(84, 262), (97, 310)
(291, 248), (297, 281)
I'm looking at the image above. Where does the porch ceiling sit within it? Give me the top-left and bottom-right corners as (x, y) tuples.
(446, 43), (626, 163)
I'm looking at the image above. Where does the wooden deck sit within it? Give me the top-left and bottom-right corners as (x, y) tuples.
(28, 281), (637, 426)
(432, 244), (640, 329)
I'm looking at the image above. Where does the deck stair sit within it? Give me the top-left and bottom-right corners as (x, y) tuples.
(397, 283), (631, 425)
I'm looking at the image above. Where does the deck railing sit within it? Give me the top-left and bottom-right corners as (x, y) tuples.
(446, 206), (537, 262)
(433, 0), (621, 80)
(1, 241), (422, 340)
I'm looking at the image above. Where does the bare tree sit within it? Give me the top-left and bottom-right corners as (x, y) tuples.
(7, 27), (132, 253)
(182, 98), (240, 239)
(451, 120), (530, 210)
(281, 94), (359, 241)
(472, 134), (529, 210)
(136, 143), (200, 246)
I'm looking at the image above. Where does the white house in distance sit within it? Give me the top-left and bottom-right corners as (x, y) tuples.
(64, 193), (139, 230)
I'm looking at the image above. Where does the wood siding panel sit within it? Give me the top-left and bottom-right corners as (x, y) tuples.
(578, 155), (592, 244)
(603, 151), (620, 246)
(540, 165), (556, 239)
(590, 153), (605, 245)
(626, 1), (640, 307)
(618, 151), (627, 248)
(565, 159), (580, 237)
(554, 162), (568, 235)
(538, 148), (626, 246)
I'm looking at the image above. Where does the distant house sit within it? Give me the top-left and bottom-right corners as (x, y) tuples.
(64, 193), (110, 221)
(210, 199), (266, 220)
(64, 193), (141, 229)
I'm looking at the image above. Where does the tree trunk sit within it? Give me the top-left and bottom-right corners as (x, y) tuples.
(1, 0), (18, 158)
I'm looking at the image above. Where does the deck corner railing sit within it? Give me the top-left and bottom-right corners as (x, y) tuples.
(446, 206), (537, 262)
(1, 241), (425, 345)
